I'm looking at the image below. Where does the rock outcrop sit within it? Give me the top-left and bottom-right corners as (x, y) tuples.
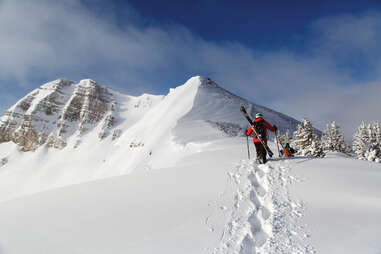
(0, 79), (117, 151)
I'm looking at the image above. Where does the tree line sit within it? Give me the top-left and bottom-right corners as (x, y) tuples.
(278, 119), (381, 163)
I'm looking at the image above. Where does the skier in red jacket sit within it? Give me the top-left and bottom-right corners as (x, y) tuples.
(245, 113), (277, 164)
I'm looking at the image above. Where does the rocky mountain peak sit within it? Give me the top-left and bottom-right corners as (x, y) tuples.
(0, 76), (303, 152)
(0, 79), (117, 151)
(39, 78), (73, 90)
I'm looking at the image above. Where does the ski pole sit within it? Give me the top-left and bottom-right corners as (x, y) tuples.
(275, 131), (281, 158)
(246, 135), (250, 159)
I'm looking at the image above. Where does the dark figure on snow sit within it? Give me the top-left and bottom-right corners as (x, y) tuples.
(245, 113), (277, 164)
(282, 142), (296, 158)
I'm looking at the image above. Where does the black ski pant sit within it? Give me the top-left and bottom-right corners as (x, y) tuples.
(254, 142), (267, 164)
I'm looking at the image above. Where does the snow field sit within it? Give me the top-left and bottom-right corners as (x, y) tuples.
(1, 136), (380, 253)
(217, 158), (313, 254)
(289, 153), (381, 254)
(0, 138), (247, 254)
(266, 160), (314, 253)
(217, 160), (272, 254)
(0, 137), (312, 254)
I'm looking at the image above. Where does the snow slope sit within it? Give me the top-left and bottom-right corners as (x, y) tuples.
(0, 138), (305, 254)
(1, 141), (380, 253)
(0, 138), (241, 254)
(0, 76), (301, 202)
(289, 153), (381, 253)
(0, 76), (380, 253)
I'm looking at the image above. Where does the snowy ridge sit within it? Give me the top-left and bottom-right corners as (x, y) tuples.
(0, 76), (302, 152)
(175, 77), (301, 143)
(102, 76), (201, 174)
(0, 77), (202, 201)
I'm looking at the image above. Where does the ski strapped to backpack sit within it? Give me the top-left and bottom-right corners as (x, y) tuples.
(240, 106), (274, 157)
(253, 119), (266, 140)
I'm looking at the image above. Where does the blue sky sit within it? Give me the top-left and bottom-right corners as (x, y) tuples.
(0, 0), (381, 138)
(102, 0), (379, 49)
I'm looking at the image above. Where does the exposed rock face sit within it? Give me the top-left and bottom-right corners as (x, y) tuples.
(0, 79), (117, 151)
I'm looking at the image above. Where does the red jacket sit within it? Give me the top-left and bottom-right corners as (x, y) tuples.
(246, 117), (276, 143)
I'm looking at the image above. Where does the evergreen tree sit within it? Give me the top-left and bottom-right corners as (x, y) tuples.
(353, 121), (369, 160)
(367, 122), (381, 163)
(308, 134), (325, 157)
(374, 123), (381, 147)
(370, 122), (381, 145)
(291, 123), (305, 153)
(353, 121), (381, 162)
(292, 118), (325, 157)
(321, 121), (350, 153)
(373, 123), (381, 162)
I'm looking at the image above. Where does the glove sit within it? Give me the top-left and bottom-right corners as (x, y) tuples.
(273, 125), (278, 132)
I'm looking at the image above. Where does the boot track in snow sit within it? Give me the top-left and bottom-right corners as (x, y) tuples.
(216, 159), (315, 254)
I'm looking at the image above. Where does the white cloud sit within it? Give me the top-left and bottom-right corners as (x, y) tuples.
(312, 12), (381, 55)
(0, 0), (380, 140)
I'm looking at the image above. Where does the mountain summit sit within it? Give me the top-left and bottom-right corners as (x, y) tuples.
(0, 76), (300, 201)
(0, 76), (299, 152)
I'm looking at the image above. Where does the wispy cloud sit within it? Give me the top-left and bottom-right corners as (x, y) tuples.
(0, 0), (380, 139)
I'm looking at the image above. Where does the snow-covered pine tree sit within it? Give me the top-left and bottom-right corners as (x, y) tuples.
(291, 123), (305, 153)
(309, 134), (325, 157)
(353, 121), (381, 162)
(370, 122), (380, 145)
(291, 118), (325, 157)
(321, 121), (350, 153)
(374, 122), (381, 148)
(367, 122), (381, 163)
(353, 121), (369, 160)
(374, 122), (381, 162)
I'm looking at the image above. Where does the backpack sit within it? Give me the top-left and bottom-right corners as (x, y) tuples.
(283, 143), (295, 157)
(253, 120), (265, 140)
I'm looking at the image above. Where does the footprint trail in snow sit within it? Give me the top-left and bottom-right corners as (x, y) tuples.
(216, 159), (315, 254)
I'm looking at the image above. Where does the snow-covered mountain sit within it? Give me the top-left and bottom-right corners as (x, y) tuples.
(0, 76), (299, 152)
(0, 78), (162, 151)
(0, 76), (380, 254)
(0, 76), (300, 201)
